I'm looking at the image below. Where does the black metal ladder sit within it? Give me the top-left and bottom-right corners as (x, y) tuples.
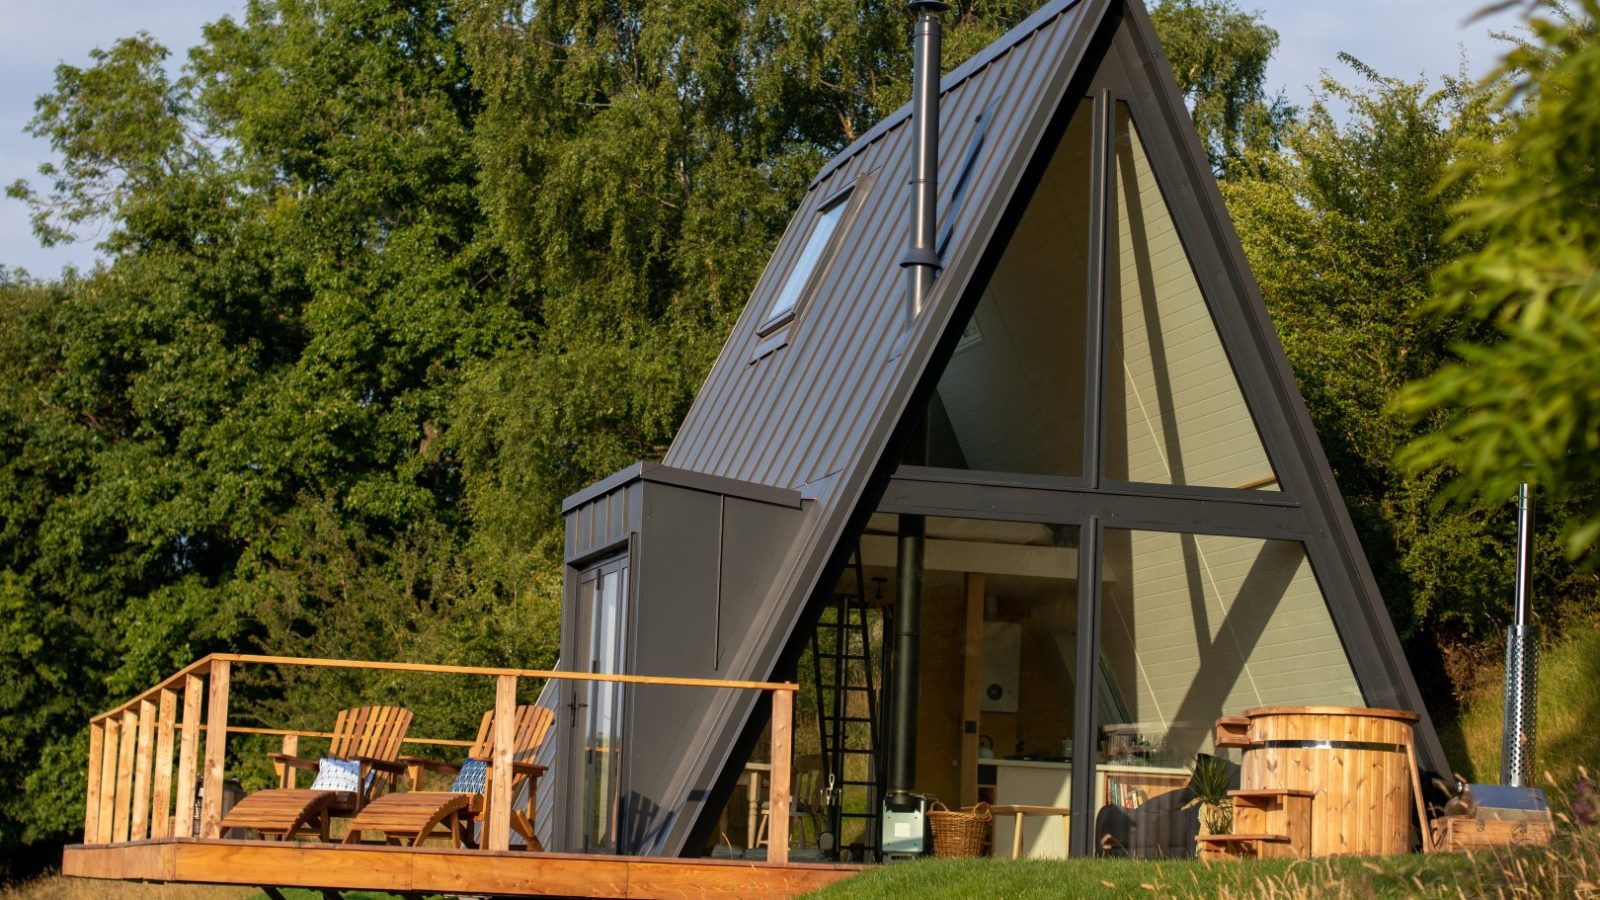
(809, 550), (883, 858)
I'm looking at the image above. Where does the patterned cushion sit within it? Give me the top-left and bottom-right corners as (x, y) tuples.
(450, 758), (489, 794)
(309, 757), (374, 793)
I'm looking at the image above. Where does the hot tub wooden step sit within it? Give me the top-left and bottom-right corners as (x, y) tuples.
(1215, 716), (1251, 748)
(1195, 832), (1294, 861)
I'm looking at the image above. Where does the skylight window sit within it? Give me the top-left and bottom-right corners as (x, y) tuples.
(760, 189), (853, 333)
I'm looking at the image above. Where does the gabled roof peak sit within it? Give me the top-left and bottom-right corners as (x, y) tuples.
(811, 0), (1086, 189)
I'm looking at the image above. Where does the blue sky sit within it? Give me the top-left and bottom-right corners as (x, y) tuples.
(0, 0), (1524, 279)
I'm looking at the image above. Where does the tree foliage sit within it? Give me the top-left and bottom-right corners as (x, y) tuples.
(1149, 0), (1294, 178)
(1394, 0), (1600, 562)
(6, 0), (1580, 873)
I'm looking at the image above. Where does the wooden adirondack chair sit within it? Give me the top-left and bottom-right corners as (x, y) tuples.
(342, 704), (554, 849)
(219, 705), (413, 841)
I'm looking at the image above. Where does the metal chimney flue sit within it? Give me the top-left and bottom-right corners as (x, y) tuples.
(886, 0), (947, 821)
(901, 0), (950, 320)
(1501, 482), (1539, 787)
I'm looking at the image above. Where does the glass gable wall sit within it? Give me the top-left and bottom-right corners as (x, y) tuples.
(872, 89), (1372, 860)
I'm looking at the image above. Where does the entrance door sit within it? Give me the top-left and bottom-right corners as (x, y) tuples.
(568, 555), (630, 852)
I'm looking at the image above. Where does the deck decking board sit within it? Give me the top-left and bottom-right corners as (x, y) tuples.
(62, 839), (861, 899)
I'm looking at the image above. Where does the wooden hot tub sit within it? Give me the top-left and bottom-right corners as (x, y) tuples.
(1218, 706), (1420, 856)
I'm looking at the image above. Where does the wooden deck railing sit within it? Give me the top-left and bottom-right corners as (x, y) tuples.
(82, 653), (798, 863)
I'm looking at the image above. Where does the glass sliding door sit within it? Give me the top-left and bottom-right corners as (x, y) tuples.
(571, 555), (630, 852)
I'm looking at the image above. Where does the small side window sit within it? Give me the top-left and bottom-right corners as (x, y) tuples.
(758, 187), (855, 336)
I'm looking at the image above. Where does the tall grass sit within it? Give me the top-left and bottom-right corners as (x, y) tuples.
(1446, 622), (1600, 800)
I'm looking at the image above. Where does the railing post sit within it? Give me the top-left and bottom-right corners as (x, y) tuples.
(84, 720), (105, 844)
(488, 673), (516, 852)
(96, 717), (119, 844)
(768, 689), (792, 865)
(173, 673), (204, 836)
(277, 734), (300, 789)
(199, 659), (231, 839)
(130, 698), (157, 839)
(112, 709), (137, 842)
(150, 688), (178, 839)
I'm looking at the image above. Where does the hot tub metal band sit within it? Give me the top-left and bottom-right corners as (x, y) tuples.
(1256, 740), (1406, 753)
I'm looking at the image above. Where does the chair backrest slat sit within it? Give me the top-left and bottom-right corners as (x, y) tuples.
(322, 705), (413, 762)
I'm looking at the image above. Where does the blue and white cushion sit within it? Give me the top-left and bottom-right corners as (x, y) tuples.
(309, 757), (373, 793)
(449, 758), (489, 794)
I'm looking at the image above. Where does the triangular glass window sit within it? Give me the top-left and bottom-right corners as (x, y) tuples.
(924, 101), (1094, 477)
(1103, 103), (1279, 491)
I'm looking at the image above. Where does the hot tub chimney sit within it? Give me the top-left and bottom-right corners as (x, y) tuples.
(887, 0), (948, 819)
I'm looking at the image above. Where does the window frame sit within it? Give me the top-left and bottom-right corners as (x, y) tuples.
(752, 176), (871, 355)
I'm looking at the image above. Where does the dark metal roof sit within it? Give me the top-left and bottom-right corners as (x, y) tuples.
(632, 0), (1444, 856)
(666, 0), (1099, 496)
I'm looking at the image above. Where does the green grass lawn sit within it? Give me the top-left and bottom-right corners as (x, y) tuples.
(806, 831), (1600, 898)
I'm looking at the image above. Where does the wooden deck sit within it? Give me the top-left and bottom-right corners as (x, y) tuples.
(63, 839), (863, 899)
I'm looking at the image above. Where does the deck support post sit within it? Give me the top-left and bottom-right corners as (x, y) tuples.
(276, 734), (300, 789)
(84, 720), (106, 843)
(151, 688), (178, 838)
(113, 709), (137, 842)
(200, 659), (231, 839)
(174, 674), (204, 837)
(130, 698), (158, 840)
(768, 689), (793, 864)
(488, 673), (516, 851)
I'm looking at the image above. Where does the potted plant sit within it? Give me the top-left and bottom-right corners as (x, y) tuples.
(1184, 756), (1234, 840)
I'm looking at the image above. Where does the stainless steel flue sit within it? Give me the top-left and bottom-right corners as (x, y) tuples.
(1501, 482), (1539, 787)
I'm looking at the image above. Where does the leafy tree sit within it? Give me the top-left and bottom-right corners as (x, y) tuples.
(1150, 0), (1295, 179)
(1395, 0), (1600, 563)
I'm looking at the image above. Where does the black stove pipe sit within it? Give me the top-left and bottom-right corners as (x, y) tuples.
(901, 0), (949, 320)
(887, 0), (947, 814)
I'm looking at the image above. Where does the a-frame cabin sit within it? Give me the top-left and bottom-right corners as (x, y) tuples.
(553, 0), (1444, 862)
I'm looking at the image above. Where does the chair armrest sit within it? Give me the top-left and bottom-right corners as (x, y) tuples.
(396, 755), (464, 775)
(266, 753), (322, 772)
(512, 762), (548, 777)
(354, 756), (407, 775)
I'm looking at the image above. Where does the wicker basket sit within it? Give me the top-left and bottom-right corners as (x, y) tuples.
(928, 801), (992, 858)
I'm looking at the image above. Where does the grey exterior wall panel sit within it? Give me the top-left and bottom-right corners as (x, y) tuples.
(557, 466), (804, 854)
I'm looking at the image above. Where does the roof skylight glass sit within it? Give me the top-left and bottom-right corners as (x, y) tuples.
(762, 190), (852, 331)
